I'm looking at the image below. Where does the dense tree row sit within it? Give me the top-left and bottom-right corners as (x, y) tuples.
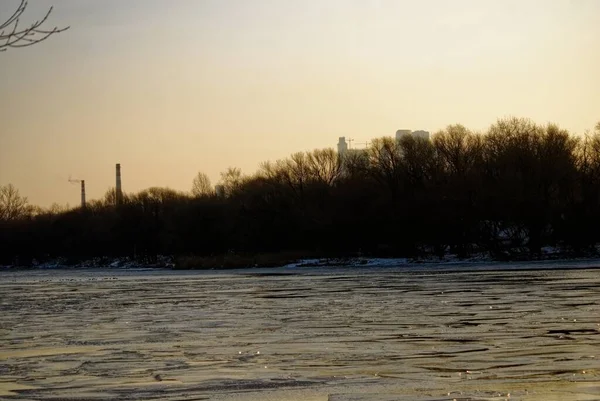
(2, 118), (600, 266)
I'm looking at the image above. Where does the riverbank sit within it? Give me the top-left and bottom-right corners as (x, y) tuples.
(3, 245), (600, 270)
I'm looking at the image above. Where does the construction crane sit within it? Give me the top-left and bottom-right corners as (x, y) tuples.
(68, 176), (86, 208)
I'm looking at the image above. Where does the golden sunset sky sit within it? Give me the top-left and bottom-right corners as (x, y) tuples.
(1, 0), (599, 207)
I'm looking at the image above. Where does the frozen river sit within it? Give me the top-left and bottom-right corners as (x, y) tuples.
(1, 263), (599, 400)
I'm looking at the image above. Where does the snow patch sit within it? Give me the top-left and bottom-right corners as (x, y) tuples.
(8, 256), (176, 270)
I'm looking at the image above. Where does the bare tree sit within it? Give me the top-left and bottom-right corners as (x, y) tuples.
(398, 134), (437, 185)
(219, 167), (243, 196)
(0, 183), (31, 220)
(433, 124), (482, 176)
(191, 172), (213, 197)
(1, 0), (69, 52)
(367, 137), (403, 194)
(103, 187), (117, 206)
(103, 187), (130, 207)
(306, 148), (341, 186)
(47, 202), (70, 215)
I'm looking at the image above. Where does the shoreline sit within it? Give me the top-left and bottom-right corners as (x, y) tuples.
(3, 251), (600, 271)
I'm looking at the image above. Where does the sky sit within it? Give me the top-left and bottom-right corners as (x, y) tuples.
(1, 0), (599, 207)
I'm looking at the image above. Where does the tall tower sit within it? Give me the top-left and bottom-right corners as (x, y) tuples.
(68, 177), (86, 208)
(116, 163), (123, 206)
(80, 180), (86, 208)
(337, 137), (348, 156)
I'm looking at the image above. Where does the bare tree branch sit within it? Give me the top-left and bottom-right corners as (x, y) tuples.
(0, 0), (69, 52)
(191, 172), (213, 197)
(0, 183), (31, 221)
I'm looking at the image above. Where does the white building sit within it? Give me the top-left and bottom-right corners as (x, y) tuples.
(411, 130), (430, 140)
(336, 128), (430, 158)
(337, 137), (348, 156)
(395, 129), (412, 141)
(395, 129), (430, 141)
(215, 185), (225, 198)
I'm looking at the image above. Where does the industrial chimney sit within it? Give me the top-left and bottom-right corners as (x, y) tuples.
(81, 180), (86, 208)
(116, 163), (123, 206)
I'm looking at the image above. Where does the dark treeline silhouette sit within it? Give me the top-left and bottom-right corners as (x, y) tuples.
(2, 118), (600, 267)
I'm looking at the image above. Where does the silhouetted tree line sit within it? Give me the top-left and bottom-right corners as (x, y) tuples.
(2, 118), (600, 266)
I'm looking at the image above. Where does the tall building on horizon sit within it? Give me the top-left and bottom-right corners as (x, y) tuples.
(395, 129), (412, 141)
(411, 130), (430, 140)
(396, 129), (430, 141)
(336, 128), (431, 158)
(337, 137), (348, 156)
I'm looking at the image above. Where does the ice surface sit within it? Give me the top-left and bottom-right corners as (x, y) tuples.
(0, 264), (599, 400)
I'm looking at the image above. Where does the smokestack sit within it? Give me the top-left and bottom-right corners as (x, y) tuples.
(116, 163), (123, 206)
(81, 180), (86, 208)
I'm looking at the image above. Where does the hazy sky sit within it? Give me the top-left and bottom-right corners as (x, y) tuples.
(1, 0), (599, 207)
